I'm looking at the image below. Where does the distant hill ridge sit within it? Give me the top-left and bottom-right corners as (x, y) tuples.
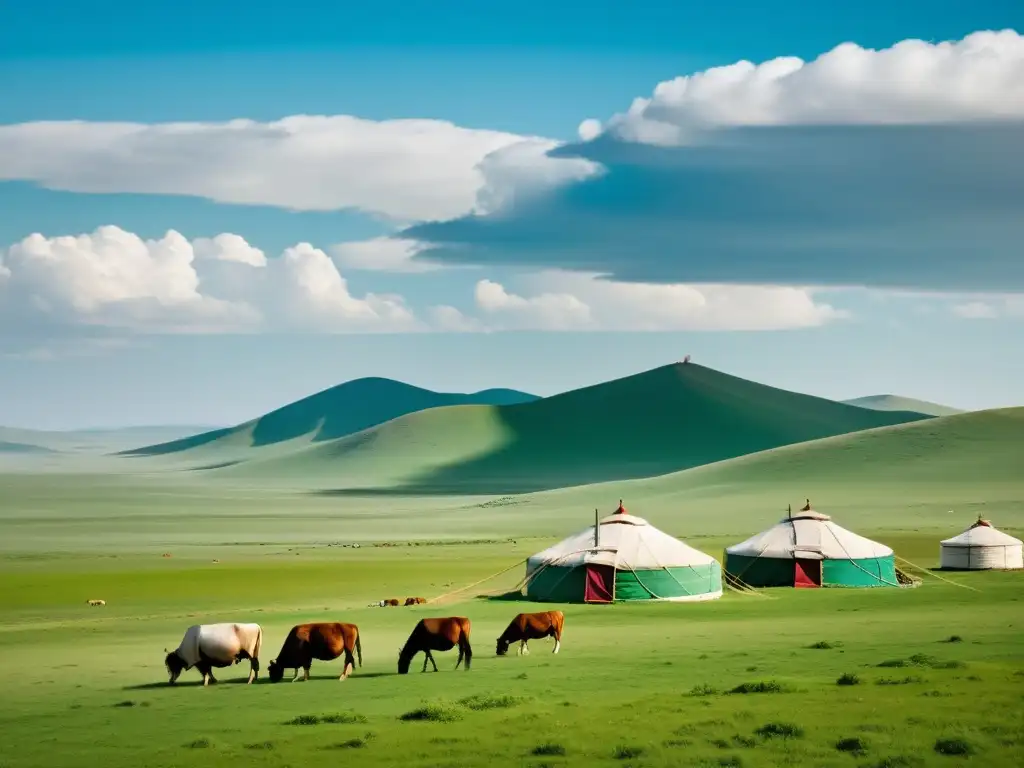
(200, 362), (934, 494)
(125, 377), (540, 456)
(843, 394), (963, 417)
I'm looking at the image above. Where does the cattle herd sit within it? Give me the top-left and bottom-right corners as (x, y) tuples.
(163, 610), (565, 686)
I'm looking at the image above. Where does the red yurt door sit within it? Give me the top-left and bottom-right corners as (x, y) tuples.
(584, 564), (615, 603)
(794, 559), (822, 588)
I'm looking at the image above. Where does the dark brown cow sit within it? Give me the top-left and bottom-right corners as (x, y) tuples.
(397, 617), (472, 674)
(496, 611), (564, 656)
(267, 622), (362, 682)
(383, 598), (400, 607)
(404, 596), (427, 606)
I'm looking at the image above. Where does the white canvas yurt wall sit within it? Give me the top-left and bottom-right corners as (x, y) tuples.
(940, 520), (1024, 570)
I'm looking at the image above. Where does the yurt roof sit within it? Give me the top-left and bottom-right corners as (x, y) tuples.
(726, 508), (893, 560)
(527, 512), (715, 571)
(941, 522), (1023, 548)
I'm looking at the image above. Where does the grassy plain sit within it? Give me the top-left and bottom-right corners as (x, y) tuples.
(2, 403), (1022, 767)
(1, 472), (1023, 767)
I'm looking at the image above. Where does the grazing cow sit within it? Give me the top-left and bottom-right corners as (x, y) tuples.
(397, 617), (472, 674)
(86, 599), (106, 606)
(267, 622), (362, 682)
(404, 596), (427, 606)
(376, 598), (400, 607)
(496, 611), (564, 656)
(164, 623), (263, 686)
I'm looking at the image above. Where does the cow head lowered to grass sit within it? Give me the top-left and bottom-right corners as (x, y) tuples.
(397, 617), (472, 674)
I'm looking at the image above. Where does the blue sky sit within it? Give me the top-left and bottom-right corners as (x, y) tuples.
(1, 2), (1022, 428)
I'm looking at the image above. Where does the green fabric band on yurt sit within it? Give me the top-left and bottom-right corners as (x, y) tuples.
(614, 563), (722, 601)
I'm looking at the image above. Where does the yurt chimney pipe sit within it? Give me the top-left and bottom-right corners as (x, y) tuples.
(594, 509), (600, 546)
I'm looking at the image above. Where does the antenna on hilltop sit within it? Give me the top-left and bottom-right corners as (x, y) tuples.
(682, 354), (691, 364)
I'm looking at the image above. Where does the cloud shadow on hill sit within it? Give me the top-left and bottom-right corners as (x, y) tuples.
(308, 363), (930, 496)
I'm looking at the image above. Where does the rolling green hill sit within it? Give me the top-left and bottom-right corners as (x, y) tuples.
(531, 407), (1024, 531)
(125, 378), (539, 456)
(206, 362), (932, 494)
(843, 394), (963, 417)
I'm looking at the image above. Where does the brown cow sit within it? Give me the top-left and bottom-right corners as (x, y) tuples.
(397, 617), (472, 674)
(496, 611), (564, 657)
(382, 598), (400, 607)
(267, 622), (362, 682)
(404, 596), (427, 606)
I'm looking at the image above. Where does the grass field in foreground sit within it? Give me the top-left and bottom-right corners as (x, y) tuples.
(0, 534), (1021, 768)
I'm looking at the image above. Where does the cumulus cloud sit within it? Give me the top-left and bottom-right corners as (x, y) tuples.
(404, 30), (1024, 292)
(591, 29), (1024, 144)
(0, 116), (599, 223)
(0, 226), (421, 334)
(472, 272), (842, 331)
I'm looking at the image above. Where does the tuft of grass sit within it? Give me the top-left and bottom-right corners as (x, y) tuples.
(878, 654), (963, 670)
(531, 744), (566, 756)
(837, 673), (861, 686)
(934, 738), (973, 756)
(285, 714), (321, 726)
(835, 736), (868, 755)
(689, 683), (718, 696)
(326, 738), (367, 749)
(183, 738), (211, 749)
(943, 635), (964, 643)
(717, 758), (744, 768)
(321, 711), (368, 724)
(869, 757), (924, 768)
(459, 694), (522, 711)
(613, 745), (645, 760)
(243, 742), (273, 750)
(663, 738), (692, 748)
(399, 703), (463, 723)
(113, 700), (138, 708)
(729, 680), (789, 694)
(755, 723), (804, 739)
(807, 640), (837, 649)
(731, 735), (757, 748)
(876, 675), (925, 686)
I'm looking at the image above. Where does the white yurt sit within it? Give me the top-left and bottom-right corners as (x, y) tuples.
(724, 501), (899, 588)
(939, 518), (1024, 570)
(525, 501), (723, 603)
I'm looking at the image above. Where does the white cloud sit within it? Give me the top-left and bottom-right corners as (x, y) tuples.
(589, 29), (1024, 145)
(427, 304), (485, 333)
(0, 226), (421, 334)
(474, 278), (594, 330)
(0, 116), (599, 222)
(951, 295), (1024, 319)
(277, 243), (420, 331)
(192, 233), (267, 266)
(330, 237), (442, 273)
(473, 271), (843, 331)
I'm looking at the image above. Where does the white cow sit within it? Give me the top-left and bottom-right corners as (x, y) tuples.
(164, 623), (263, 686)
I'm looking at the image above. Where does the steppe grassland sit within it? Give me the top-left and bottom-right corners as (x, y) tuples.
(1, 469), (1022, 768)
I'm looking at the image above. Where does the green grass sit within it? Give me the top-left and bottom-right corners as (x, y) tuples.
(1, 395), (1022, 767)
(125, 363), (928, 494)
(0, 527), (1021, 768)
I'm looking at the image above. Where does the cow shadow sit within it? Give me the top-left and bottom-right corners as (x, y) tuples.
(123, 677), (255, 690)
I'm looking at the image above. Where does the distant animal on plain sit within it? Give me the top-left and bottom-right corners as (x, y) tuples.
(86, 599), (106, 606)
(397, 617), (472, 674)
(267, 622), (362, 682)
(376, 598), (400, 607)
(404, 596), (427, 606)
(496, 610), (564, 656)
(164, 622), (263, 686)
